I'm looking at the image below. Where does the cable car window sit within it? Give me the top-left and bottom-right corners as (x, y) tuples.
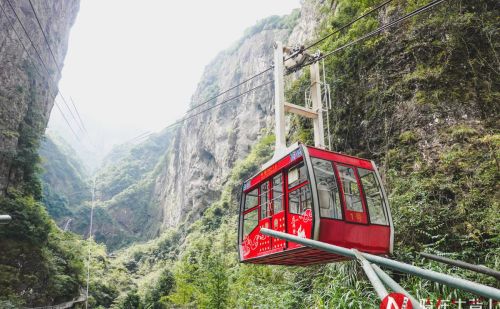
(244, 188), (258, 210)
(311, 158), (342, 219)
(337, 165), (363, 212)
(288, 162), (307, 189)
(289, 185), (312, 214)
(272, 174), (283, 213)
(260, 182), (270, 219)
(243, 209), (258, 237)
(358, 168), (388, 225)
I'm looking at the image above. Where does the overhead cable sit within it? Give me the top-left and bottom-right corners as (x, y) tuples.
(284, 0), (395, 61)
(166, 79), (273, 130)
(164, 0), (446, 132)
(186, 0), (393, 114)
(0, 1), (81, 141)
(26, 0), (88, 134)
(297, 0), (446, 69)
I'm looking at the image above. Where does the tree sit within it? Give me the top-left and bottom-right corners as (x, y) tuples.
(145, 269), (175, 308)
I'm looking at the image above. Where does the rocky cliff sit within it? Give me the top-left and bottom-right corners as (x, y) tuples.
(0, 1), (81, 306)
(0, 0), (79, 195)
(87, 1), (326, 249)
(155, 1), (324, 230)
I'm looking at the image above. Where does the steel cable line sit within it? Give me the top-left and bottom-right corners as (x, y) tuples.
(95, 78), (273, 156)
(26, 0), (87, 134)
(186, 0), (395, 114)
(284, 0), (395, 61)
(70, 97), (88, 134)
(295, 0), (447, 70)
(4, 0), (51, 75)
(166, 79), (273, 130)
(27, 0), (61, 73)
(0, 0), (42, 77)
(167, 0), (445, 134)
(0, 0), (81, 141)
(186, 67), (273, 113)
(5, 0), (84, 137)
(57, 91), (85, 133)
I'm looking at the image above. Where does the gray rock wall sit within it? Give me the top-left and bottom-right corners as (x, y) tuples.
(154, 0), (324, 230)
(0, 0), (79, 193)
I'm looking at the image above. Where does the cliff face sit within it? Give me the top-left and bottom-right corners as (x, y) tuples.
(40, 133), (90, 226)
(154, 30), (280, 229)
(155, 1), (324, 231)
(85, 2), (325, 249)
(0, 1), (81, 306)
(0, 0), (79, 195)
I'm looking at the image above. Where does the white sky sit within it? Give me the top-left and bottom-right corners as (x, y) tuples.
(49, 0), (300, 163)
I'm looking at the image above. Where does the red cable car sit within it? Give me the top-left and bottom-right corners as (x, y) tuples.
(238, 143), (394, 265)
(237, 42), (393, 265)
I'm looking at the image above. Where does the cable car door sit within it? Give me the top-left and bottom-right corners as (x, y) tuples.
(257, 175), (286, 253)
(336, 164), (368, 224)
(270, 173), (286, 250)
(286, 161), (313, 250)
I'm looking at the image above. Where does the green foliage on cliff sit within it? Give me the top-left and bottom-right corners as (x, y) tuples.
(97, 129), (173, 201)
(229, 9), (301, 54)
(0, 80), (88, 306)
(0, 191), (86, 307)
(40, 134), (90, 220)
(243, 9), (301, 39)
(80, 129), (176, 250)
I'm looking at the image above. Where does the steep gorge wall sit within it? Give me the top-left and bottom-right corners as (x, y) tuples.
(154, 0), (325, 231)
(0, 0), (79, 195)
(87, 1), (327, 249)
(0, 1), (81, 306)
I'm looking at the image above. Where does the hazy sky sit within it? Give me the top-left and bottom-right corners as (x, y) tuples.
(49, 0), (300, 157)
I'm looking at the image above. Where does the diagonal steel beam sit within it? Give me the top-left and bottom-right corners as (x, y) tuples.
(260, 228), (500, 300)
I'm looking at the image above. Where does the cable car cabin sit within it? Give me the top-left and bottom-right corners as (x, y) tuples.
(238, 144), (394, 265)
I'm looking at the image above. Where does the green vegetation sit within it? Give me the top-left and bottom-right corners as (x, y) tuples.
(0, 73), (87, 306)
(242, 9), (301, 39)
(0, 182), (86, 307)
(88, 129), (175, 250)
(97, 129), (173, 201)
(228, 9), (301, 54)
(40, 133), (90, 221)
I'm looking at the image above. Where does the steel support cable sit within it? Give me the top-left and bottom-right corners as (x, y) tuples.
(169, 0), (428, 138)
(6, 0), (83, 134)
(284, 0), (394, 61)
(0, 0), (42, 77)
(4, 0), (51, 75)
(295, 0), (446, 71)
(27, 0), (61, 72)
(27, 0), (87, 134)
(85, 177), (96, 309)
(186, 0), (394, 114)
(58, 91), (85, 132)
(70, 97), (88, 133)
(0, 1), (81, 141)
(186, 67), (273, 113)
(166, 79), (273, 130)
(53, 99), (81, 141)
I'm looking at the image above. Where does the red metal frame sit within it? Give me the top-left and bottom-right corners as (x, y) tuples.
(238, 144), (392, 265)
